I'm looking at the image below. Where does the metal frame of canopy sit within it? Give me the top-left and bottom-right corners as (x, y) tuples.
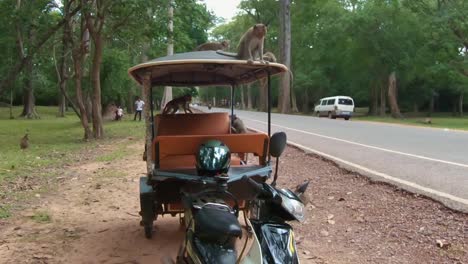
(128, 50), (288, 173)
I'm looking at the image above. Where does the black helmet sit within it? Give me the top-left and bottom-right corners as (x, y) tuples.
(196, 140), (231, 176)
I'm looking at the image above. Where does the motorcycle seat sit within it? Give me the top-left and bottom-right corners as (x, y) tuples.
(194, 205), (242, 243)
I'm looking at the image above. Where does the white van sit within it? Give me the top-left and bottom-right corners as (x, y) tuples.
(314, 96), (354, 120)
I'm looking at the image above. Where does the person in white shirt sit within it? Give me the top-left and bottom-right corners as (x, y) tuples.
(134, 97), (145, 121)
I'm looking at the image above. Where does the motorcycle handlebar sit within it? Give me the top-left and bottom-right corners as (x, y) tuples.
(241, 176), (271, 198)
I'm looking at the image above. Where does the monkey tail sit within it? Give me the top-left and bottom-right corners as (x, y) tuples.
(216, 50), (238, 58)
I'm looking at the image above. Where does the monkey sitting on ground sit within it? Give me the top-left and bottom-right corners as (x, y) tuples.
(20, 133), (29, 149)
(162, 95), (193, 115)
(236, 24), (267, 64)
(195, 40), (230, 51)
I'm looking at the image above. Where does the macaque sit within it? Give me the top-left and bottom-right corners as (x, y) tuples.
(237, 24), (267, 64)
(262, 51), (277, 63)
(231, 115), (249, 163)
(231, 115), (247, 134)
(162, 95), (193, 115)
(20, 133), (29, 149)
(195, 40), (230, 51)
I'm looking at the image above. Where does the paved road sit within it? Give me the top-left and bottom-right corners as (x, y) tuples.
(198, 107), (468, 212)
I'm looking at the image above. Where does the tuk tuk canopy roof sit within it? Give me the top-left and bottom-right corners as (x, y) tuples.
(128, 51), (289, 87)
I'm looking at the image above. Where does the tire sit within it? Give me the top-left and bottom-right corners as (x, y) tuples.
(344, 117), (350, 121)
(144, 224), (153, 239)
(316, 111), (320, 117)
(328, 112), (333, 119)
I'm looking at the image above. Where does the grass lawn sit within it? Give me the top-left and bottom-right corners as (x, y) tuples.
(0, 106), (144, 187)
(354, 114), (468, 131)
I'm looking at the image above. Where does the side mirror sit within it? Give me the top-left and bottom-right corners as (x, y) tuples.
(269, 132), (287, 158)
(269, 132), (287, 187)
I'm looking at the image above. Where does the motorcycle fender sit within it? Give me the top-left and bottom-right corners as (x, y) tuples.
(251, 222), (300, 264)
(240, 218), (262, 264)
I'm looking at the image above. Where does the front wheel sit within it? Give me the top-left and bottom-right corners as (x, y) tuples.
(345, 117), (350, 121)
(328, 112), (333, 119)
(144, 224), (153, 239)
(316, 111), (320, 117)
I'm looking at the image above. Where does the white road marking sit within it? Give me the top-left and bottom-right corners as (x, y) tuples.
(244, 118), (468, 169)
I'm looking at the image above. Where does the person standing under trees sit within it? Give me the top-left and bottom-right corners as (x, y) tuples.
(134, 97), (145, 121)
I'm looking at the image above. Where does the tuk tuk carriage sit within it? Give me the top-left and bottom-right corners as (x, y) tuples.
(128, 51), (306, 263)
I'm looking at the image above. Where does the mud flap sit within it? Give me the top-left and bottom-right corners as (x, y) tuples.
(139, 177), (156, 238)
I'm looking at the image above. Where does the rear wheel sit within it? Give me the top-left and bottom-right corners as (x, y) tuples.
(328, 112), (336, 119)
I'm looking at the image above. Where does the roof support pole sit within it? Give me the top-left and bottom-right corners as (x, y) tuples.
(231, 85), (235, 125)
(142, 72), (154, 175)
(268, 70), (272, 163)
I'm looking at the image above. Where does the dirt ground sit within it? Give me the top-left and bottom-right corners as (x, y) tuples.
(0, 138), (466, 264)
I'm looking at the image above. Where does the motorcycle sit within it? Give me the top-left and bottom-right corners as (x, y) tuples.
(173, 132), (309, 264)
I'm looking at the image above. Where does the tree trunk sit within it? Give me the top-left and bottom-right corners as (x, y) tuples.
(278, 0), (291, 113)
(380, 82), (386, 116)
(303, 88), (309, 114)
(68, 1), (91, 139)
(452, 97), (457, 116)
(71, 18), (92, 140)
(161, 0), (174, 109)
(83, 0), (107, 139)
(16, 0), (37, 119)
(428, 89), (435, 117)
(413, 103), (419, 113)
(73, 54), (92, 140)
(55, 4), (82, 119)
(459, 92), (464, 117)
(291, 87), (299, 112)
(9, 88), (14, 119)
(127, 88), (134, 114)
(387, 71), (403, 118)
(369, 83), (378, 115)
(240, 86), (246, 109)
(85, 92), (93, 122)
(247, 84), (253, 109)
(20, 27), (39, 119)
(90, 35), (104, 139)
(58, 95), (66, 117)
(20, 58), (37, 118)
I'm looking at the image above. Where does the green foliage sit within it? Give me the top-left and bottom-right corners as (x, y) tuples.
(1, 0), (466, 115)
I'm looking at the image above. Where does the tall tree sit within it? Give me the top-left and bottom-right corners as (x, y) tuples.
(278, 0), (291, 113)
(161, 0), (174, 109)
